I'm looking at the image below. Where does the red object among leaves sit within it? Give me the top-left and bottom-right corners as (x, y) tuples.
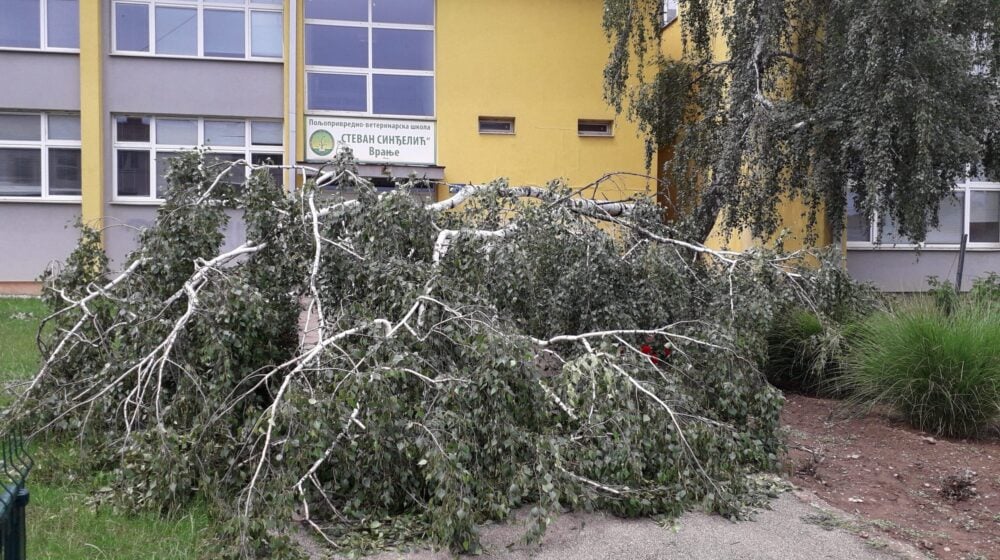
(641, 344), (671, 365)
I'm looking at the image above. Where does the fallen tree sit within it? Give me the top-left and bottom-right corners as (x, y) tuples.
(11, 149), (875, 557)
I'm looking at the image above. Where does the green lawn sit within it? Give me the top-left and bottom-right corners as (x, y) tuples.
(0, 297), (48, 383)
(1, 297), (212, 559)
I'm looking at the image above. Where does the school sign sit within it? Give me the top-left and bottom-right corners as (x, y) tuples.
(306, 116), (436, 166)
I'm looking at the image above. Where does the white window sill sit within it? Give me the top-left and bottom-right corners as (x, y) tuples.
(847, 243), (1000, 252)
(110, 52), (282, 64)
(111, 199), (164, 206)
(305, 108), (436, 121)
(0, 47), (80, 55)
(0, 197), (81, 204)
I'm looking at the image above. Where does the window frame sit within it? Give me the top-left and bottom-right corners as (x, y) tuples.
(662, 0), (679, 27)
(846, 181), (1000, 251)
(478, 116), (515, 135)
(304, 1), (436, 119)
(0, 0), (80, 53)
(577, 119), (615, 137)
(0, 111), (82, 203)
(111, 0), (283, 63)
(111, 115), (284, 203)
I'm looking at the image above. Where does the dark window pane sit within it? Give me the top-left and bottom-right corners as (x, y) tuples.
(204, 9), (245, 58)
(116, 2), (150, 52)
(47, 0), (78, 48)
(305, 0), (367, 21)
(48, 148), (81, 196)
(970, 190), (1000, 243)
(206, 153), (246, 187)
(251, 152), (283, 185)
(155, 151), (181, 199)
(116, 116), (151, 142)
(372, 74), (433, 116)
(925, 192), (964, 244)
(0, 148), (42, 197)
(0, 114), (41, 141)
(372, 0), (433, 25)
(117, 149), (151, 196)
(308, 73), (367, 112)
(878, 216), (908, 244)
(845, 194), (871, 242)
(155, 6), (197, 55)
(373, 28), (433, 71)
(305, 24), (367, 67)
(250, 10), (282, 58)
(0, 0), (40, 48)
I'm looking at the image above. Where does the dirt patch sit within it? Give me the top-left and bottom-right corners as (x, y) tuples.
(782, 394), (1000, 560)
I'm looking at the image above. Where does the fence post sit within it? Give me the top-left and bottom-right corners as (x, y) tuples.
(1, 429), (33, 560)
(955, 233), (969, 293)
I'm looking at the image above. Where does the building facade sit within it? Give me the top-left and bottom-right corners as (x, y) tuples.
(0, 0), (996, 293)
(0, 0), (654, 293)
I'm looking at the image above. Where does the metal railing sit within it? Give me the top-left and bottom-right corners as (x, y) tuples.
(0, 430), (32, 560)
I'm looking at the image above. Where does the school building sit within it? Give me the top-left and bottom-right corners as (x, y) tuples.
(0, 0), (996, 293)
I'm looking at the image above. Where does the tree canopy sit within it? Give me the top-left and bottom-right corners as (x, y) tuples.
(13, 152), (879, 557)
(604, 0), (1000, 244)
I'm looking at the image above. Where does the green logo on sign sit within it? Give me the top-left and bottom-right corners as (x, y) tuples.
(309, 130), (335, 157)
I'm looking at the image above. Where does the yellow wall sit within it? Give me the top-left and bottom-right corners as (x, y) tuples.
(435, 0), (653, 200)
(79, 1), (104, 230)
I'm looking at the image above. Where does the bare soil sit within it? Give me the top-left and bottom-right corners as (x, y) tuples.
(782, 394), (1000, 560)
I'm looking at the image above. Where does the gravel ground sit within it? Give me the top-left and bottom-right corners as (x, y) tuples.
(319, 492), (919, 560)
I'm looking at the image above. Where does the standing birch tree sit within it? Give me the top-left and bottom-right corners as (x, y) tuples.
(604, 0), (1000, 244)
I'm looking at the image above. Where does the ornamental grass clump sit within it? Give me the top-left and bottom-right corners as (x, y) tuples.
(845, 302), (1000, 438)
(765, 309), (850, 397)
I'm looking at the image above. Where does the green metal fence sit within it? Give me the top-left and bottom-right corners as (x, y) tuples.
(1, 430), (32, 560)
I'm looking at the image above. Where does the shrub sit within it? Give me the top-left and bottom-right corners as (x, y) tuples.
(926, 276), (960, 316)
(765, 309), (851, 396)
(969, 273), (1000, 308)
(845, 302), (1000, 438)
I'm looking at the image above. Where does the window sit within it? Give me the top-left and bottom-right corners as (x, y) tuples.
(663, 0), (679, 26)
(478, 117), (515, 135)
(848, 181), (1000, 247)
(0, 0), (79, 50)
(112, 116), (284, 201)
(0, 112), (81, 199)
(305, 0), (435, 117)
(845, 193), (871, 242)
(578, 119), (614, 137)
(970, 190), (1000, 243)
(113, 1), (283, 61)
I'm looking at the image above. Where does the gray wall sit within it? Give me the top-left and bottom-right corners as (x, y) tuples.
(847, 249), (1000, 292)
(105, 57), (283, 118)
(0, 51), (80, 111)
(0, 51), (81, 283)
(0, 204), (81, 281)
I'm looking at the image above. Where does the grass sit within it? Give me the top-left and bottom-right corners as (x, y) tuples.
(1, 296), (212, 559)
(27, 485), (209, 559)
(765, 308), (850, 397)
(845, 300), (1000, 438)
(0, 297), (48, 381)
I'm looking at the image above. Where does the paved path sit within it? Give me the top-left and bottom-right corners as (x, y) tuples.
(325, 492), (918, 560)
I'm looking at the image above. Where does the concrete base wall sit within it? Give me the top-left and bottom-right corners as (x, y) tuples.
(847, 249), (1000, 292)
(0, 283), (43, 296)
